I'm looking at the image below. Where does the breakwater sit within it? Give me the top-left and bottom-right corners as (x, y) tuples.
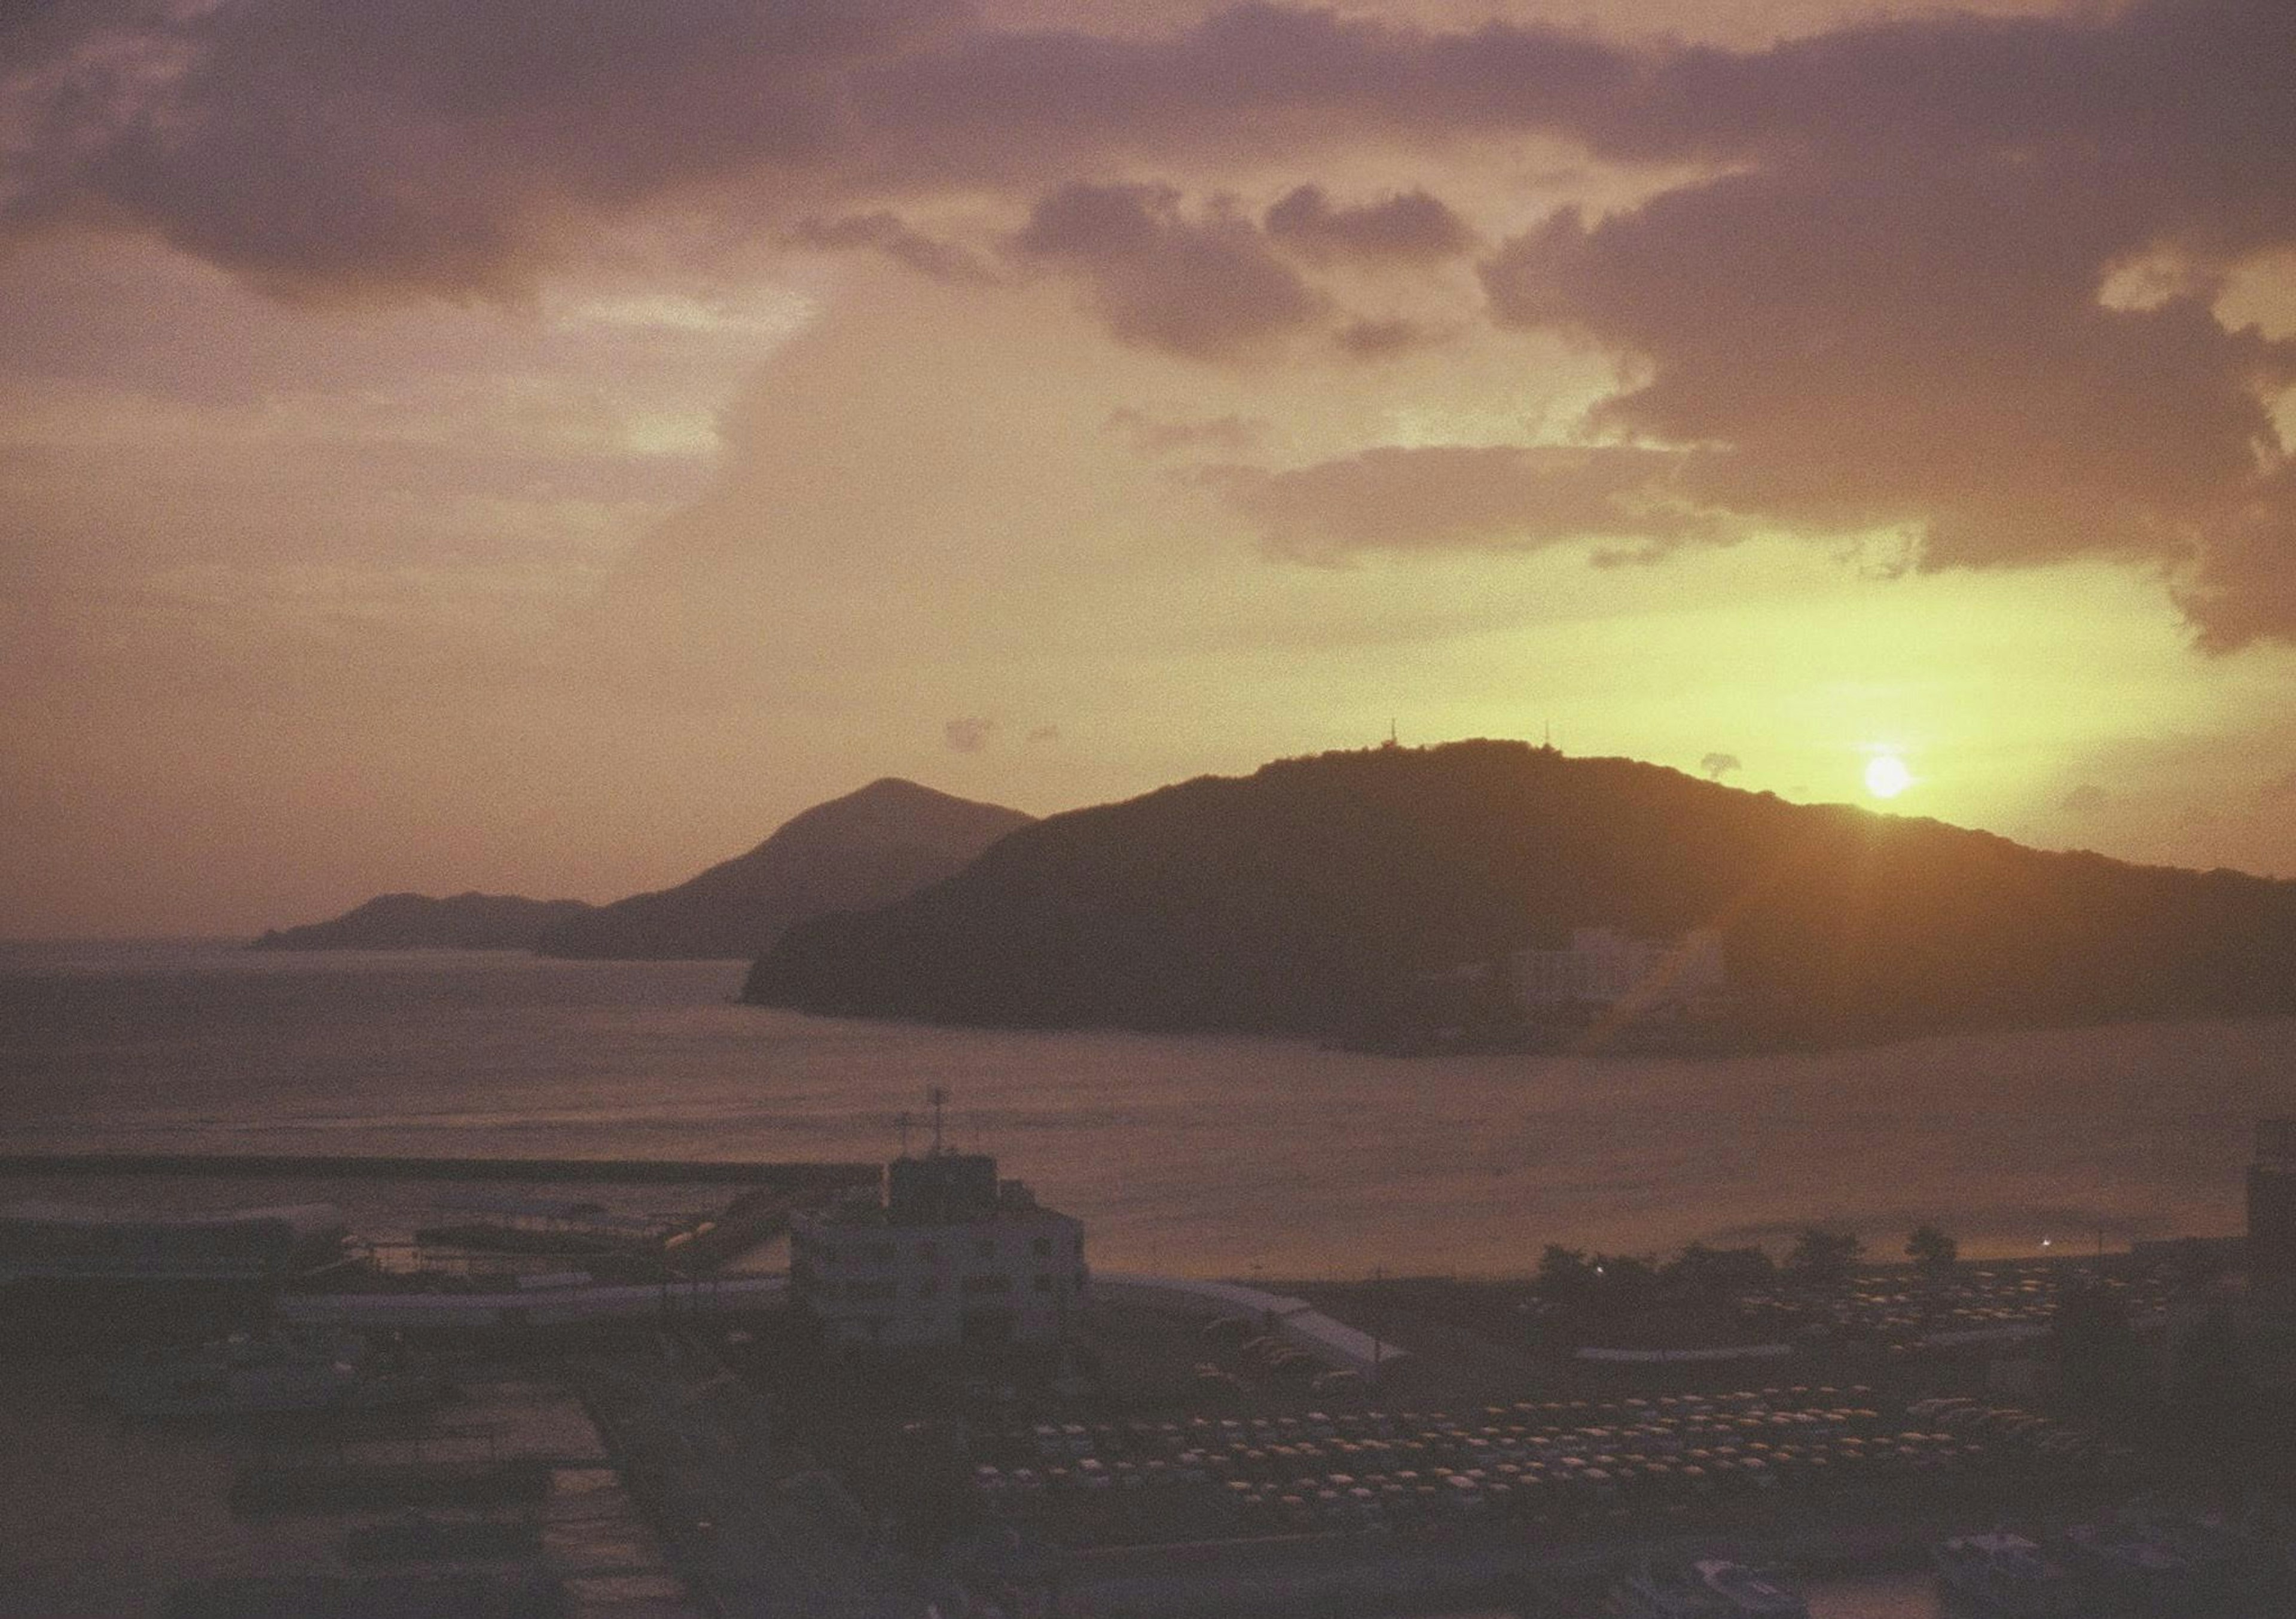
(0, 1151), (878, 1188)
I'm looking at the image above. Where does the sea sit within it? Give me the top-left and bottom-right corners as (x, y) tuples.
(6, 938), (2294, 1275)
(7, 939), (2290, 1617)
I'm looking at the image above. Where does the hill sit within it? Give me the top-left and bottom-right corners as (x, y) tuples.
(536, 778), (1033, 960)
(249, 892), (593, 951)
(741, 740), (2296, 1042)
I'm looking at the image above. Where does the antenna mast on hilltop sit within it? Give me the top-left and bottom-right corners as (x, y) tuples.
(928, 1086), (949, 1156)
(897, 1110), (912, 1159)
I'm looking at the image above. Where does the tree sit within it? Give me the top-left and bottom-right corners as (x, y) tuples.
(1535, 1245), (1595, 1302)
(1665, 1242), (1776, 1297)
(1784, 1226), (1863, 1285)
(1905, 1224), (1958, 1273)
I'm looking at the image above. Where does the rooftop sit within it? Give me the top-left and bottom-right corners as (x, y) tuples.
(799, 1150), (1070, 1229)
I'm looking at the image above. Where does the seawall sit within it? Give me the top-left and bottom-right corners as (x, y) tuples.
(0, 1152), (878, 1188)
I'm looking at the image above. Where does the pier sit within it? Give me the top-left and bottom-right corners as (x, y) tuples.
(0, 1151), (878, 1189)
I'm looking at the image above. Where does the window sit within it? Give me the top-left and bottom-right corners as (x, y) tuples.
(975, 1238), (996, 1260)
(1031, 1236), (1052, 1258)
(864, 1242), (894, 1266)
(847, 1280), (897, 1303)
(961, 1274), (1013, 1296)
(1033, 1275), (1054, 1293)
(918, 1242), (939, 1263)
(915, 1278), (939, 1299)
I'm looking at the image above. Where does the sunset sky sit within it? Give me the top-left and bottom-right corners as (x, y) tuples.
(4, 0), (2294, 937)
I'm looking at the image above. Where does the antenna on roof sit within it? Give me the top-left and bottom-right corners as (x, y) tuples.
(927, 1086), (949, 1156)
(897, 1110), (912, 1159)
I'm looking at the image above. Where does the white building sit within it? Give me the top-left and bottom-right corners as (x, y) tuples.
(789, 1151), (1085, 1351)
(1506, 926), (1727, 1015)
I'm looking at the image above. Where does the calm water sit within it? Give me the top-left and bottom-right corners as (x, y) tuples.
(5, 940), (2295, 1275)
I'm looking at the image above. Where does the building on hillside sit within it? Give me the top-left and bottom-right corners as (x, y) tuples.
(2248, 1118), (2296, 1321)
(1505, 926), (1728, 1017)
(789, 1148), (1085, 1351)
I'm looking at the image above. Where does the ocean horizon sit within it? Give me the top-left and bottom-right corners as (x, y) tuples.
(4, 939), (2292, 1276)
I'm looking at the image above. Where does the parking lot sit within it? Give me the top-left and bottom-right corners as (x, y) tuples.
(964, 1384), (2136, 1549)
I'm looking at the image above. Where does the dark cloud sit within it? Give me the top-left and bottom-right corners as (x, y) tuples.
(786, 212), (1000, 284)
(1700, 752), (1741, 781)
(3, 1), (1624, 295)
(1199, 443), (1725, 564)
(1010, 181), (1323, 361)
(2061, 783), (2111, 815)
(853, 3), (1632, 179)
(4, 0), (972, 297)
(945, 715), (996, 752)
(8, 0), (2296, 635)
(2170, 465), (2296, 655)
(1263, 184), (1474, 264)
(1332, 316), (1445, 360)
(1482, 155), (2296, 643)
(1105, 407), (1267, 455)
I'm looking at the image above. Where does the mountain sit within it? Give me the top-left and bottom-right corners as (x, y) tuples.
(536, 778), (1033, 960)
(249, 892), (594, 951)
(741, 739), (2296, 1042)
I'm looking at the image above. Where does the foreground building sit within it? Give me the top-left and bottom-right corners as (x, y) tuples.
(789, 1149), (1085, 1351)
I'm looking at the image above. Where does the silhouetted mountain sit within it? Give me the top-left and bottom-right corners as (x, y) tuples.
(536, 778), (1033, 960)
(250, 892), (593, 951)
(742, 740), (2296, 1042)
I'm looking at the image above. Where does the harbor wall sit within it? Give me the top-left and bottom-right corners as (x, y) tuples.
(0, 1152), (878, 1187)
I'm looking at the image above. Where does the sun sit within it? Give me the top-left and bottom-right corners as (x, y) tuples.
(1864, 753), (1913, 799)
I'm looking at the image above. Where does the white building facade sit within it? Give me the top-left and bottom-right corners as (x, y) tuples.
(789, 1151), (1086, 1350)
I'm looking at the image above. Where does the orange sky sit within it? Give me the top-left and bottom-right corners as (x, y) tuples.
(4, 0), (2295, 936)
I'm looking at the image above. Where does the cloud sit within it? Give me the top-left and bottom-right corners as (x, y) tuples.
(1010, 181), (1324, 361)
(1700, 752), (1741, 781)
(4, 0), (976, 298)
(1105, 407), (1267, 455)
(1332, 316), (1445, 360)
(1263, 184), (1474, 264)
(2061, 783), (2111, 815)
(7, 0), (2296, 637)
(1483, 170), (2296, 640)
(1026, 723), (1061, 744)
(1199, 443), (1727, 564)
(786, 212), (1000, 284)
(944, 715), (997, 753)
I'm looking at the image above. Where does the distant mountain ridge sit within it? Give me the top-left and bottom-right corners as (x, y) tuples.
(250, 892), (593, 952)
(249, 779), (1032, 958)
(538, 778), (1033, 960)
(742, 740), (2296, 1043)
